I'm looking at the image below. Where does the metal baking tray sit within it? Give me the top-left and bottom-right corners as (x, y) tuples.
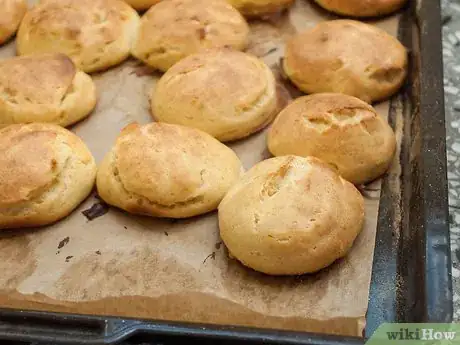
(0, 0), (452, 343)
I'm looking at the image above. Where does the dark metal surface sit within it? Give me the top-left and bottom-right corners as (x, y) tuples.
(367, 0), (453, 334)
(0, 0), (452, 344)
(415, 0), (453, 322)
(0, 310), (364, 345)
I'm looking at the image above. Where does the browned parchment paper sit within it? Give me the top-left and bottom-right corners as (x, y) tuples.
(0, 0), (403, 337)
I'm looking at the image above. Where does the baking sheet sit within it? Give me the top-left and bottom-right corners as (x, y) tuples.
(0, 0), (402, 337)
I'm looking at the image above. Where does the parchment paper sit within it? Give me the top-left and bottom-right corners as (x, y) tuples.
(0, 0), (403, 337)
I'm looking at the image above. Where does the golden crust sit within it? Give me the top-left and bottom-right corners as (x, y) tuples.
(226, 0), (294, 17)
(267, 93), (396, 185)
(97, 123), (243, 218)
(17, 0), (140, 73)
(131, 0), (249, 72)
(0, 53), (96, 127)
(0, 123), (97, 229)
(314, 0), (407, 17)
(218, 155), (365, 275)
(152, 49), (278, 142)
(283, 20), (408, 103)
(0, 0), (27, 45)
(123, 0), (161, 11)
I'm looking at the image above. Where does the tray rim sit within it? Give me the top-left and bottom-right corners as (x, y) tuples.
(0, 0), (452, 343)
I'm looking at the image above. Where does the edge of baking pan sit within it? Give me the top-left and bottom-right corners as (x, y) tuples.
(409, 0), (453, 322)
(0, 0), (452, 344)
(366, 0), (452, 334)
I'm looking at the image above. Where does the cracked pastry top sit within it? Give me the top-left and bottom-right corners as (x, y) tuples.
(283, 20), (408, 103)
(0, 0), (27, 45)
(218, 155), (364, 275)
(122, 0), (161, 11)
(267, 93), (396, 185)
(226, 0), (294, 17)
(0, 53), (96, 127)
(314, 0), (407, 18)
(16, 0), (140, 73)
(131, 0), (249, 72)
(96, 122), (243, 219)
(152, 49), (278, 142)
(0, 123), (97, 230)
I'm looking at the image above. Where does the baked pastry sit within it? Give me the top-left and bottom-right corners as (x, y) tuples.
(267, 93), (396, 185)
(16, 0), (140, 73)
(226, 0), (294, 17)
(131, 0), (249, 72)
(314, 0), (407, 18)
(218, 155), (364, 275)
(97, 123), (243, 218)
(123, 0), (161, 11)
(0, 0), (27, 45)
(283, 20), (408, 103)
(0, 54), (96, 127)
(0, 123), (97, 229)
(152, 49), (277, 142)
